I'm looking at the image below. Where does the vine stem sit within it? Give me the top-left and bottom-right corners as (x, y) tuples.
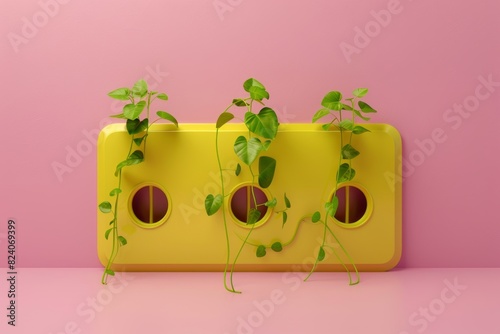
(323, 221), (360, 285)
(101, 134), (135, 285)
(215, 126), (239, 293)
(305, 111), (344, 282)
(228, 166), (260, 291)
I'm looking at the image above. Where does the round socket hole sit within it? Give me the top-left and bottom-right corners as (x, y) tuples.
(131, 185), (169, 225)
(230, 185), (269, 224)
(334, 185), (368, 224)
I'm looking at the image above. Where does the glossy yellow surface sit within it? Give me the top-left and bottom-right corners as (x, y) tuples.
(97, 123), (402, 271)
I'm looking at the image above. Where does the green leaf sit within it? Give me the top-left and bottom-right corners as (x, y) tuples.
(312, 108), (330, 123)
(156, 93), (168, 100)
(262, 140), (271, 151)
(317, 247), (326, 261)
(256, 245), (267, 257)
(132, 79), (148, 97)
(126, 118), (148, 135)
(244, 107), (279, 139)
(352, 108), (371, 121)
(352, 125), (370, 135)
(105, 228), (112, 240)
(99, 201), (112, 213)
(235, 163), (241, 176)
(271, 242), (283, 252)
(156, 111), (178, 127)
(258, 156), (276, 188)
(109, 113), (127, 119)
(133, 134), (148, 146)
(341, 144), (360, 159)
(284, 193), (291, 209)
(115, 150), (144, 176)
(108, 88), (130, 100)
(123, 101), (146, 120)
(234, 136), (262, 165)
(232, 98), (248, 107)
(353, 88), (368, 98)
(244, 78), (266, 92)
(265, 198), (277, 207)
(243, 78), (269, 101)
(205, 194), (223, 216)
(118, 236), (127, 246)
(105, 269), (115, 276)
(282, 211), (288, 226)
(322, 123), (332, 130)
(247, 208), (261, 225)
(109, 188), (122, 196)
(321, 91), (343, 110)
(216, 112), (234, 128)
(325, 196), (339, 218)
(312, 211), (321, 223)
(359, 101), (377, 113)
(338, 119), (354, 131)
(337, 163), (356, 182)
(109, 219), (115, 226)
(248, 86), (269, 101)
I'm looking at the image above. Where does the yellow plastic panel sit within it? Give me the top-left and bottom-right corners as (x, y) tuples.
(97, 123), (401, 272)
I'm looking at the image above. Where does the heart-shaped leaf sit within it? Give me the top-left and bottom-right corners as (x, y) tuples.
(205, 194), (223, 216)
(325, 196), (339, 218)
(317, 247), (326, 261)
(337, 163), (356, 182)
(258, 156), (276, 188)
(244, 107), (279, 139)
(321, 91), (343, 110)
(352, 125), (370, 134)
(341, 144), (360, 159)
(108, 88), (130, 100)
(109, 188), (122, 196)
(133, 134), (148, 146)
(104, 228), (112, 240)
(338, 120), (354, 131)
(265, 198), (277, 207)
(123, 101), (146, 120)
(234, 136), (262, 165)
(118, 236), (127, 246)
(313, 108), (331, 123)
(99, 201), (112, 213)
(243, 78), (266, 91)
(126, 118), (148, 135)
(358, 101), (377, 113)
(243, 78), (269, 100)
(156, 93), (168, 100)
(216, 112), (234, 128)
(271, 242), (283, 252)
(232, 98), (248, 107)
(157, 111), (178, 127)
(132, 79), (148, 97)
(247, 208), (261, 225)
(312, 211), (321, 223)
(115, 150), (144, 176)
(284, 193), (291, 209)
(256, 245), (267, 257)
(353, 88), (368, 98)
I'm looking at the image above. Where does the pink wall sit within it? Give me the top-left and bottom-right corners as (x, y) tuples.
(1, 0), (499, 268)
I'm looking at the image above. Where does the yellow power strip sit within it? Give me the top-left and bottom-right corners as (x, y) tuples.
(97, 123), (402, 272)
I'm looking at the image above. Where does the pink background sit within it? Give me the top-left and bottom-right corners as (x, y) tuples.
(1, 0), (499, 268)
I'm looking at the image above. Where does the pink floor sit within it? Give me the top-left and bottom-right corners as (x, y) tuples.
(1, 268), (498, 334)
